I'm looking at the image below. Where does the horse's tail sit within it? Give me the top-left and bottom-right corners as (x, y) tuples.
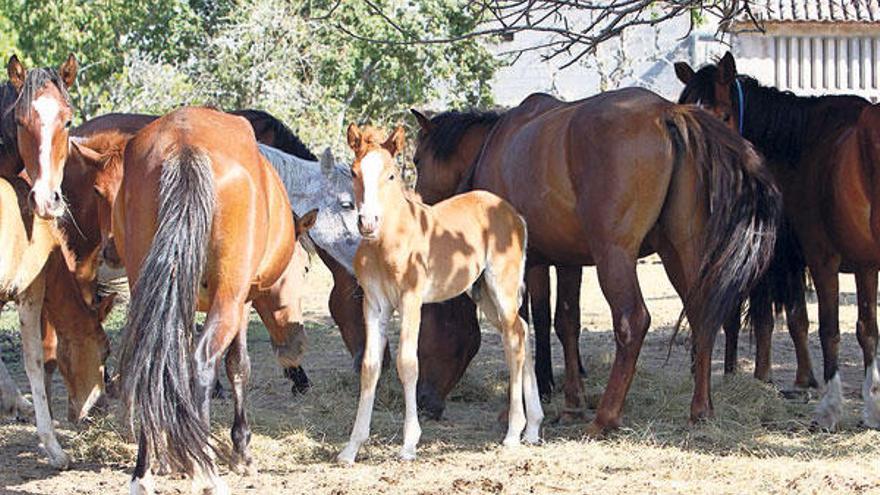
(665, 106), (781, 348)
(119, 146), (216, 473)
(744, 219), (806, 330)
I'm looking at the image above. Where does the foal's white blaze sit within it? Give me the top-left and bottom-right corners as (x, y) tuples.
(813, 371), (844, 430)
(863, 360), (880, 428)
(358, 150), (385, 231)
(30, 94), (64, 217)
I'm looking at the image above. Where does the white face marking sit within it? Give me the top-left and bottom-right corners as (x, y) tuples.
(32, 94), (61, 188)
(359, 150), (385, 222)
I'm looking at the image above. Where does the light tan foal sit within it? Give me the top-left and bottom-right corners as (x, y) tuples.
(0, 176), (69, 468)
(337, 124), (543, 464)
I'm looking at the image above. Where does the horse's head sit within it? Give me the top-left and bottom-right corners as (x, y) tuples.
(676, 51), (742, 133)
(6, 54), (77, 219)
(57, 292), (115, 423)
(309, 147), (361, 262)
(347, 123), (405, 240)
(68, 135), (126, 267)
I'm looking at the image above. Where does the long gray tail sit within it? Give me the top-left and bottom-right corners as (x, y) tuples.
(119, 147), (216, 472)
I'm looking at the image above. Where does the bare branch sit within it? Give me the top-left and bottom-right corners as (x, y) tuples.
(334, 0), (761, 68)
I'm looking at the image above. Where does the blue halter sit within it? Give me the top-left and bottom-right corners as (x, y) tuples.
(734, 78), (745, 135)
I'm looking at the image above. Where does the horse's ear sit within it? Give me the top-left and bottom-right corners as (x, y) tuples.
(7, 55), (25, 91)
(410, 109), (433, 132)
(70, 138), (105, 169)
(346, 123), (362, 153)
(383, 126), (406, 157)
(296, 208), (319, 236)
(717, 51), (737, 85)
(319, 147), (335, 176)
(93, 293), (117, 322)
(674, 62), (695, 84)
(59, 53), (77, 88)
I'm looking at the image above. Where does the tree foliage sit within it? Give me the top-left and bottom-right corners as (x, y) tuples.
(0, 0), (496, 151)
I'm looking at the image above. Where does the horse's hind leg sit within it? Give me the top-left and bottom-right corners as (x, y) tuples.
(526, 264), (554, 401)
(130, 430), (156, 495)
(588, 247), (650, 434)
(855, 269), (880, 428)
(811, 260), (843, 430)
(722, 302), (741, 375)
(481, 267), (543, 445)
(785, 289), (817, 389)
(555, 266), (586, 421)
(18, 273), (69, 469)
(750, 287), (775, 383)
(226, 303), (254, 474)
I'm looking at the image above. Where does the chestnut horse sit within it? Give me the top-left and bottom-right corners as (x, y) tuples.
(338, 124), (542, 464)
(115, 107), (297, 494)
(411, 109), (586, 411)
(412, 88), (781, 432)
(677, 52), (880, 429)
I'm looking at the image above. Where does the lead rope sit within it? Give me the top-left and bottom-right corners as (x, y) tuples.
(735, 78), (745, 135)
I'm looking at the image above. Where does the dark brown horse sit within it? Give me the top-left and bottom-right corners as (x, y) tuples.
(410, 109), (585, 415)
(116, 107), (299, 493)
(677, 52), (880, 430)
(412, 88), (781, 432)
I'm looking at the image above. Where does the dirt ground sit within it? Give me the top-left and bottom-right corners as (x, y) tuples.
(1, 255), (879, 494)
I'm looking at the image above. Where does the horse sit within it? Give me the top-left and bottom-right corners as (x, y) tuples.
(410, 109), (585, 414)
(337, 124), (542, 464)
(114, 107), (299, 494)
(0, 54), (115, 469)
(676, 52), (880, 430)
(411, 88), (781, 432)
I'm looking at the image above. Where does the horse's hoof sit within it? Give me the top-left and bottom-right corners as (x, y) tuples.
(336, 449), (357, 465)
(584, 421), (607, 439)
(555, 409), (588, 425)
(523, 429), (541, 445)
(501, 433), (522, 448)
(398, 447), (417, 461)
(47, 450), (70, 470)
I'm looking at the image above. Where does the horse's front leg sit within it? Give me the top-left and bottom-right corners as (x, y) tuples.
(17, 272), (69, 469)
(337, 297), (390, 464)
(398, 294), (423, 461)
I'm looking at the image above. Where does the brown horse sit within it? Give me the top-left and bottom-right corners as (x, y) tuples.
(677, 52), (880, 429)
(412, 88), (781, 432)
(337, 124), (541, 464)
(115, 107), (297, 494)
(410, 109), (584, 415)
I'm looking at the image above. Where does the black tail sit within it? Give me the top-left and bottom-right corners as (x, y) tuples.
(744, 219), (806, 329)
(119, 147), (216, 473)
(666, 106), (782, 347)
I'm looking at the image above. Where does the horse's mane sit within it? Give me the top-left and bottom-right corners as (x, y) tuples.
(423, 110), (500, 161)
(680, 65), (868, 165)
(231, 109), (317, 161)
(0, 82), (18, 156)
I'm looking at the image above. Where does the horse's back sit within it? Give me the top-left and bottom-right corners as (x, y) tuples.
(474, 87), (675, 264)
(120, 107), (295, 295)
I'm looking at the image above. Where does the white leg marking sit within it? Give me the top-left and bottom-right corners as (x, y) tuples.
(813, 371), (844, 431)
(18, 278), (69, 469)
(862, 360), (880, 429)
(129, 470), (155, 495)
(338, 301), (388, 465)
(521, 321), (544, 444)
(502, 323), (527, 447)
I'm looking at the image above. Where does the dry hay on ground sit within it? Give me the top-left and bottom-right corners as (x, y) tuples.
(0, 257), (878, 494)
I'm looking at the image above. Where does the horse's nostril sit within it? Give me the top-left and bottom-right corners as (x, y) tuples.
(52, 191), (61, 203)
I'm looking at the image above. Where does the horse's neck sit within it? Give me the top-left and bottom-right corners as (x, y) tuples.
(0, 180), (60, 297)
(374, 189), (430, 255)
(742, 82), (865, 166)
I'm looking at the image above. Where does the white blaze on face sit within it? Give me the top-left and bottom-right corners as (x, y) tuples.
(358, 150), (385, 226)
(29, 94), (64, 217)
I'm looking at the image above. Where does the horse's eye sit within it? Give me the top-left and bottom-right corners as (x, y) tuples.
(413, 156), (421, 167)
(351, 170), (358, 178)
(65, 120), (72, 129)
(340, 201), (354, 210)
(388, 174), (395, 181)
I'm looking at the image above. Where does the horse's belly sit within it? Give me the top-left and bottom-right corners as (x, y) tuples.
(828, 156), (880, 265)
